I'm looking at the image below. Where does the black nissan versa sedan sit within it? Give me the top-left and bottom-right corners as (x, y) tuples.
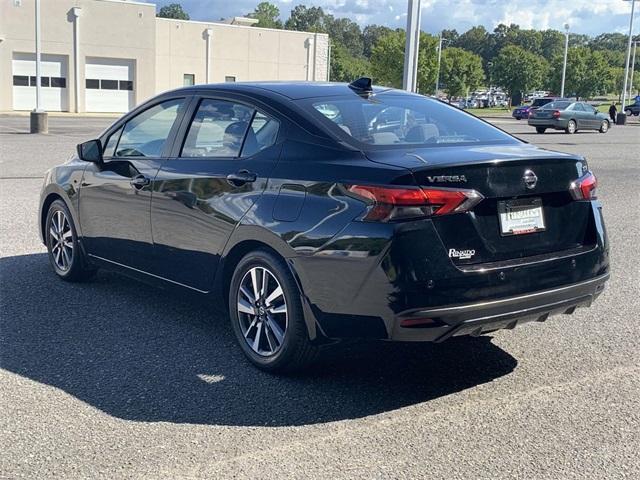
(39, 79), (610, 372)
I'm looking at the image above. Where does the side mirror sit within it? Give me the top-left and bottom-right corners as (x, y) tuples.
(77, 139), (103, 163)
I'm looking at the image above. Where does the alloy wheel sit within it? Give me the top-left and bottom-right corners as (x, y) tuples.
(601, 121), (608, 133)
(49, 210), (74, 272)
(237, 266), (288, 356)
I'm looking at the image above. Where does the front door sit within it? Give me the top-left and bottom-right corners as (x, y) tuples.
(150, 97), (282, 292)
(79, 98), (187, 271)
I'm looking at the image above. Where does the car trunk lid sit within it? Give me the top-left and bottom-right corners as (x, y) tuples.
(365, 144), (596, 266)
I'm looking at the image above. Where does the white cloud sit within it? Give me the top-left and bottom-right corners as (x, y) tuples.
(173, 0), (638, 36)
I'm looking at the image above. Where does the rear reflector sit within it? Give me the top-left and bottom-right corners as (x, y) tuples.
(400, 317), (437, 328)
(347, 184), (484, 222)
(570, 172), (597, 200)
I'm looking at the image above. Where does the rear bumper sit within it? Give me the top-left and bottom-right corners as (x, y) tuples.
(391, 273), (608, 342)
(527, 118), (566, 129)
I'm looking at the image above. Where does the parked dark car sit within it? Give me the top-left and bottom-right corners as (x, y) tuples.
(39, 79), (609, 372)
(512, 97), (558, 120)
(624, 101), (640, 116)
(528, 100), (611, 134)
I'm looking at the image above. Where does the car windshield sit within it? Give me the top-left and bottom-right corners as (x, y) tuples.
(300, 94), (518, 147)
(541, 101), (572, 110)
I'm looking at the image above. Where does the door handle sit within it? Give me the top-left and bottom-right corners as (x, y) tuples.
(226, 170), (257, 186)
(130, 174), (151, 189)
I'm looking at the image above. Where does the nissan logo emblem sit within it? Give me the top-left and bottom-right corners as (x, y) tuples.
(523, 169), (538, 190)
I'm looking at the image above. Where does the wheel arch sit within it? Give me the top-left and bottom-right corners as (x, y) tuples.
(40, 191), (65, 244)
(216, 231), (323, 342)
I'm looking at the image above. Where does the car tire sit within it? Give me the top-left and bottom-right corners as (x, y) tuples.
(536, 127), (546, 134)
(565, 120), (577, 134)
(45, 199), (97, 282)
(228, 249), (318, 373)
(599, 120), (609, 133)
(624, 109), (632, 116)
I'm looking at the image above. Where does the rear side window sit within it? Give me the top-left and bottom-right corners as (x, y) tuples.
(240, 111), (280, 157)
(531, 98), (552, 107)
(115, 98), (184, 157)
(181, 99), (255, 158)
(303, 95), (518, 147)
(543, 101), (572, 110)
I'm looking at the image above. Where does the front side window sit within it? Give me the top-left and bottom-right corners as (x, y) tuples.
(181, 99), (254, 158)
(115, 98), (184, 157)
(303, 94), (518, 147)
(103, 127), (123, 158)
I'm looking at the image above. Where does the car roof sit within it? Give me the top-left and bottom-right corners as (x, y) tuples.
(169, 81), (397, 100)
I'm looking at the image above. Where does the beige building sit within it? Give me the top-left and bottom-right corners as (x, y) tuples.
(0, 0), (329, 113)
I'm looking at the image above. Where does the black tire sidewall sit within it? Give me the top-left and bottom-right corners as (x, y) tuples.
(228, 250), (309, 372)
(45, 200), (86, 280)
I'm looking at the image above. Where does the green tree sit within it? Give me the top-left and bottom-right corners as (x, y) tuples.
(492, 45), (548, 104)
(589, 33), (628, 52)
(247, 2), (282, 29)
(454, 25), (491, 61)
(440, 47), (485, 97)
(540, 29), (565, 59)
(330, 44), (371, 82)
(156, 3), (189, 20)
(548, 48), (609, 99)
(284, 5), (328, 32)
(370, 30), (438, 92)
(362, 25), (393, 58)
(326, 17), (363, 58)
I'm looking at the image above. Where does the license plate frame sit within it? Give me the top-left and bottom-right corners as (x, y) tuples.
(498, 197), (546, 236)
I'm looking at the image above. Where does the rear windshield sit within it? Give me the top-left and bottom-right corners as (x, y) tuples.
(299, 94), (518, 147)
(531, 98), (553, 107)
(541, 101), (572, 110)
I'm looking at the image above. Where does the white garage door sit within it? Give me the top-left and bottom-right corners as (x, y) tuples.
(85, 58), (135, 113)
(12, 53), (69, 111)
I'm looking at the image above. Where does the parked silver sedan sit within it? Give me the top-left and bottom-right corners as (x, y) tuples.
(528, 101), (610, 134)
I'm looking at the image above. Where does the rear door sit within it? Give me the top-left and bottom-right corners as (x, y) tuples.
(570, 102), (587, 128)
(150, 96), (282, 292)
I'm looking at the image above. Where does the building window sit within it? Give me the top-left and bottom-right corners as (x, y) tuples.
(225, 76), (236, 83)
(119, 80), (133, 91)
(101, 79), (119, 90)
(86, 79), (100, 89)
(12, 75), (29, 86)
(183, 74), (195, 86)
(41, 77), (50, 87)
(51, 77), (66, 88)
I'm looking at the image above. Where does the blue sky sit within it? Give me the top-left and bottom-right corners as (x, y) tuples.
(158, 0), (638, 36)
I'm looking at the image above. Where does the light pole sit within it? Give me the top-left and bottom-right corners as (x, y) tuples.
(621, 0), (637, 118)
(435, 33), (445, 96)
(30, 0), (47, 133)
(628, 41), (638, 102)
(560, 23), (570, 99)
(402, 0), (421, 92)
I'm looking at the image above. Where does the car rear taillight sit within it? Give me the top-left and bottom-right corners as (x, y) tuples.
(346, 185), (484, 222)
(570, 172), (597, 200)
(552, 110), (561, 118)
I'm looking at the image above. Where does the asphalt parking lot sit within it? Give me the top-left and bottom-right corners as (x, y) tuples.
(1, 113), (639, 479)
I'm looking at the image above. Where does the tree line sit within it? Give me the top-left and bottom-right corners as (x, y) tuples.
(158, 2), (640, 101)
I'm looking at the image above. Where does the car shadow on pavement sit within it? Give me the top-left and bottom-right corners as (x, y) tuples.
(1, 254), (517, 427)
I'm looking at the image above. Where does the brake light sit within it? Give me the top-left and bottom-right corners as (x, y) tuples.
(346, 185), (484, 222)
(552, 110), (561, 118)
(570, 172), (597, 200)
